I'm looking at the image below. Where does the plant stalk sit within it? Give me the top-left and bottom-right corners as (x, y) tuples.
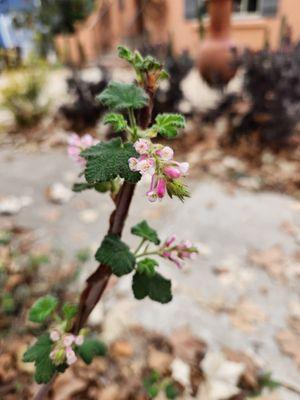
(34, 84), (154, 400)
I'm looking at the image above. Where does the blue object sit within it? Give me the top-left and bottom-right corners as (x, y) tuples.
(0, 0), (33, 14)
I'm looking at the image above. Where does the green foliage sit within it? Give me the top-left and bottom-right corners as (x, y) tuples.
(77, 338), (107, 365)
(165, 383), (179, 399)
(249, 372), (281, 397)
(1, 293), (15, 314)
(95, 234), (136, 277)
(62, 303), (78, 321)
(0, 230), (12, 245)
(75, 248), (91, 264)
(103, 113), (128, 132)
(117, 45), (169, 83)
(132, 271), (172, 304)
(29, 295), (58, 323)
(143, 370), (160, 398)
(72, 182), (94, 192)
(153, 114), (186, 138)
(81, 138), (141, 184)
(1, 68), (49, 128)
(166, 180), (190, 202)
(137, 258), (158, 277)
(131, 220), (160, 245)
(97, 81), (149, 110)
(23, 334), (56, 384)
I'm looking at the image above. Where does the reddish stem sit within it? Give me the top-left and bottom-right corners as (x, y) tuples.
(33, 86), (154, 400)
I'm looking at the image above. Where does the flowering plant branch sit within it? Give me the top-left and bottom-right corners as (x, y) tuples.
(23, 46), (199, 398)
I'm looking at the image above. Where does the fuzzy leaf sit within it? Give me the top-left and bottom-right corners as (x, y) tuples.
(137, 258), (158, 277)
(62, 303), (78, 320)
(72, 182), (94, 192)
(131, 220), (160, 245)
(153, 114), (185, 138)
(95, 234), (136, 277)
(81, 138), (141, 184)
(77, 339), (107, 365)
(103, 113), (128, 132)
(29, 295), (58, 323)
(23, 334), (56, 384)
(149, 273), (172, 304)
(97, 81), (149, 110)
(132, 271), (150, 300)
(132, 271), (172, 304)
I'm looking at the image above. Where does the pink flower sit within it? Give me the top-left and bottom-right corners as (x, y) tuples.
(134, 139), (150, 155)
(66, 347), (77, 365)
(75, 335), (84, 346)
(147, 190), (158, 203)
(157, 146), (174, 161)
(156, 178), (166, 199)
(136, 157), (155, 175)
(165, 234), (177, 247)
(50, 329), (61, 342)
(63, 334), (75, 347)
(67, 133), (99, 166)
(164, 166), (181, 179)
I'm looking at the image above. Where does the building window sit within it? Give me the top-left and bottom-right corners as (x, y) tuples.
(184, 0), (261, 20)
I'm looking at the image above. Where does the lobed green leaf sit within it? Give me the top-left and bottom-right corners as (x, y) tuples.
(103, 113), (128, 132)
(97, 81), (149, 110)
(28, 295), (58, 324)
(77, 338), (107, 365)
(153, 113), (186, 138)
(131, 220), (160, 245)
(132, 271), (172, 304)
(95, 234), (136, 277)
(81, 138), (141, 184)
(23, 334), (56, 384)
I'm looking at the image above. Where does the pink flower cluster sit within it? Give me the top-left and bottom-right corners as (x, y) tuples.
(160, 235), (198, 268)
(129, 139), (189, 202)
(67, 133), (99, 167)
(49, 330), (84, 366)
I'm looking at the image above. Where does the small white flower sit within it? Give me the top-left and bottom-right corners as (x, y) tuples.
(66, 347), (77, 365)
(75, 335), (84, 346)
(50, 329), (61, 342)
(128, 157), (139, 171)
(136, 158), (155, 175)
(134, 139), (150, 155)
(160, 146), (174, 161)
(178, 162), (189, 175)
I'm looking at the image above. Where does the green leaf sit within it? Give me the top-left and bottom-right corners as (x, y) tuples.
(29, 295), (58, 323)
(159, 69), (169, 80)
(81, 138), (141, 184)
(132, 271), (172, 304)
(23, 334), (56, 384)
(103, 113), (128, 132)
(97, 81), (149, 110)
(166, 180), (190, 202)
(72, 182), (94, 192)
(77, 338), (107, 365)
(62, 303), (78, 320)
(137, 258), (158, 277)
(149, 273), (172, 304)
(153, 114), (185, 138)
(132, 271), (150, 300)
(95, 234), (136, 277)
(117, 45), (134, 63)
(131, 220), (160, 245)
(165, 383), (179, 399)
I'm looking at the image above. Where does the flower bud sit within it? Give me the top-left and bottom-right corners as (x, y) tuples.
(50, 329), (61, 342)
(63, 334), (75, 347)
(156, 178), (166, 199)
(164, 166), (181, 179)
(134, 139), (150, 155)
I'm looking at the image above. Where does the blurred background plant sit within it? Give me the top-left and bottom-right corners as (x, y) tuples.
(0, 61), (50, 129)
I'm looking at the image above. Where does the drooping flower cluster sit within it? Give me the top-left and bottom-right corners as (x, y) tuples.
(49, 329), (84, 366)
(129, 139), (189, 202)
(68, 133), (99, 167)
(159, 235), (198, 268)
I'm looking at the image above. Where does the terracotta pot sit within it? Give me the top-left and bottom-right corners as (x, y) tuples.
(197, 0), (238, 87)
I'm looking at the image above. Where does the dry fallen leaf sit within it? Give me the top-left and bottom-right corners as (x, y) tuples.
(229, 300), (267, 332)
(276, 330), (300, 367)
(53, 369), (86, 400)
(247, 246), (286, 279)
(148, 347), (173, 374)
